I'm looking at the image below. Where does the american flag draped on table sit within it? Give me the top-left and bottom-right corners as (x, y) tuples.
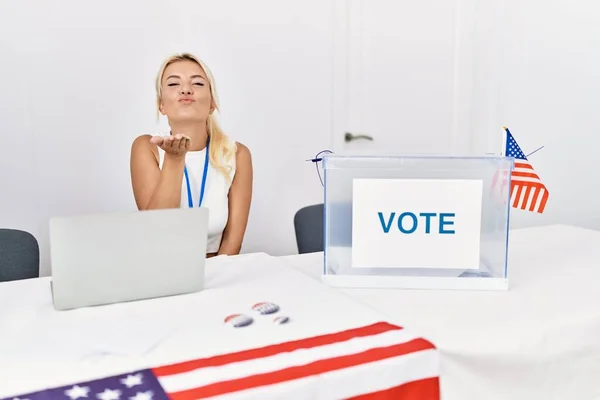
(501, 127), (549, 214)
(2, 322), (439, 400)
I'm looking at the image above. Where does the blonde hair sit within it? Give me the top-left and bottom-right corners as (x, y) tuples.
(155, 53), (236, 180)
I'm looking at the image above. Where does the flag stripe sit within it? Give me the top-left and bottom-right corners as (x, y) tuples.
(529, 187), (542, 211)
(521, 186), (532, 209)
(158, 329), (419, 392)
(537, 189), (549, 212)
(167, 338), (435, 400)
(176, 346), (439, 400)
(514, 162), (533, 170)
(511, 182), (523, 206)
(347, 377), (440, 400)
(532, 189), (541, 211)
(513, 177), (541, 185)
(152, 322), (401, 377)
(512, 176), (543, 184)
(513, 182), (545, 190)
(512, 171), (539, 179)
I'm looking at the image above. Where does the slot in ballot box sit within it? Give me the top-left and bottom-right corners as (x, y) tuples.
(322, 154), (514, 291)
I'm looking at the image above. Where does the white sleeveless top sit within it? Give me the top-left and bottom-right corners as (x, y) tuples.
(157, 134), (237, 254)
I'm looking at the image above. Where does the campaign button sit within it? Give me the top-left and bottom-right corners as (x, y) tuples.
(252, 302), (280, 315)
(273, 316), (290, 324)
(224, 314), (253, 328)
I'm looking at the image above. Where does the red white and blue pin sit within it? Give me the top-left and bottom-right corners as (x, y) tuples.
(224, 314), (253, 328)
(273, 316), (290, 325)
(252, 302), (280, 315)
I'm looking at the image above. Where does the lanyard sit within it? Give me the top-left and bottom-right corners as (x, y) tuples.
(183, 138), (210, 208)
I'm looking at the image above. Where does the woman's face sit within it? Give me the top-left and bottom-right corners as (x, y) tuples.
(159, 60), (213, 123)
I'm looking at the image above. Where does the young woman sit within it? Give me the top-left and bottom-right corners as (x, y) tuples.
(130, 53), (252, 257)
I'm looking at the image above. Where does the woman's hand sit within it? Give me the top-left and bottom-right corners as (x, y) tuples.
(150, 134), (191, 158)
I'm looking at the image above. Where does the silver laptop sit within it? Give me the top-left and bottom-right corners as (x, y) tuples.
(48, 207), (208, 310)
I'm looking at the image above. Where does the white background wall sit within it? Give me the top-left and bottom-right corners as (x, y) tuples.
(468, 0), (600, 231)
(1, 0), (599, 276)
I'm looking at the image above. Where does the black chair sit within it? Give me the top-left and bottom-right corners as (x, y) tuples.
(0, 229), (40, 282)
(293, 204), (324, 254)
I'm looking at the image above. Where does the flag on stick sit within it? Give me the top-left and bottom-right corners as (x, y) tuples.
(502, 127), (549, 213)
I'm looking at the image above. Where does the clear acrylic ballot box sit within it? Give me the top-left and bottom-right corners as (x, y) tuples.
(322, 154), (514, 291)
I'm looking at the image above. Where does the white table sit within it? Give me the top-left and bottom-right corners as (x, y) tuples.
(281, 224), (600, 400)
(0, 253), (439, 400)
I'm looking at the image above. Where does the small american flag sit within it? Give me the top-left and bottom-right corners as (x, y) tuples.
(503, 127), (549, 213)
(2, 322), (439, 400)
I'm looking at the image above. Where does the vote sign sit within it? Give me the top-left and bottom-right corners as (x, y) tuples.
(351, 178), (483, 269)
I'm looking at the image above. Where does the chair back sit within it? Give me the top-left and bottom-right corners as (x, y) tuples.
(293, 204), (324, 254)
(0, 229), (40, 282)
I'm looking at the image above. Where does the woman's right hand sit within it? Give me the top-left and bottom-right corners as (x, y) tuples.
(150, 134), (191, 158)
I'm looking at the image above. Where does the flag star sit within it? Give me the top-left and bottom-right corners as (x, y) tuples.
(129, 391), (153, 400)
(65, 385), (90, 400)
(120, 374), (143, 388)
(96, 389), (121, 400)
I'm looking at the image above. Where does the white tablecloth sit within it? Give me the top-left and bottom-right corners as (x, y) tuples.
(0, 253), (439, 399)
(281, 224), (600, 400)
